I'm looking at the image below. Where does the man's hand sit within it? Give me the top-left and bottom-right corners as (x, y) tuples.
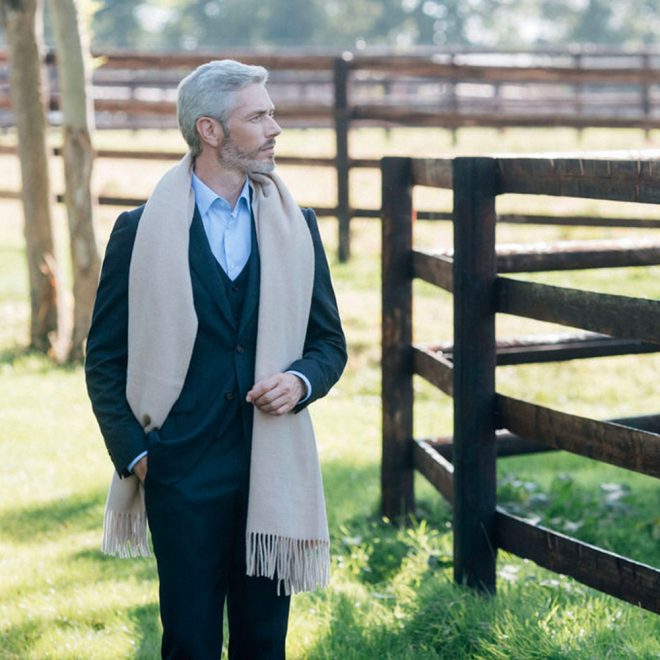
(133, 455), (148, 484)
(246, 373), (304, 415)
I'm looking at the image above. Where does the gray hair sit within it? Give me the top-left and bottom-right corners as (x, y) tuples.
(177, 59), (269, 156)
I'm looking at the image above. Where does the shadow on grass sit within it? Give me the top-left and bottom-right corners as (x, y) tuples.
(321, 459), (381, 529)
(0, 344), (83, 372)
(129, 602), (162, 658)
(0, 344), (36, 366)
(0, 488), (106, 543)
(70, 546), (158, 583)
(0, 617), (43, 658)
(0, 601), (162, 658)
(303, 571), (635, 659)
(304, 578), (500, 659)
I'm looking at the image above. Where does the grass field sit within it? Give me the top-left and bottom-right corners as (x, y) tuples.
(1, 127), (660, 658)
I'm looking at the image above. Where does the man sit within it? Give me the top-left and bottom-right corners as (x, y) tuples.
(85, 60), (346, 659)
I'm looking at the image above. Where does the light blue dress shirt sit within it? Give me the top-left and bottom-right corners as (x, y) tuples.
(127, 174), (311, 473)
(192, 172), (253, 280)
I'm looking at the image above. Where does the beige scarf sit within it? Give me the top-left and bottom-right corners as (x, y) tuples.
(101, 153), (330, 595)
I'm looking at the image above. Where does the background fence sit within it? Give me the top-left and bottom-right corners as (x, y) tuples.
(1, 48), (660, 260)
(381, 153), (660, 613)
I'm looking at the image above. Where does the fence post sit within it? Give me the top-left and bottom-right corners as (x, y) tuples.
(642, 51), (651, 139)
(381, 156), (414, 521)
(452, 157), (498, 592)
(573, 51), (584, 143)
(333, 56), (351, 262)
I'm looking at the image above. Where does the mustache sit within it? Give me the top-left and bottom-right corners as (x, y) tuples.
(260, 140), (276, 150)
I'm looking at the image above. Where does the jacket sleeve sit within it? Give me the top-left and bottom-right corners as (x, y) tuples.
(85, 209), (147, 475)
(288, 208), (347, 412)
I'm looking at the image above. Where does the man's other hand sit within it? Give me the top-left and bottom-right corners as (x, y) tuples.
(133, 456), (148, 483)
(246, 373), (304, 415)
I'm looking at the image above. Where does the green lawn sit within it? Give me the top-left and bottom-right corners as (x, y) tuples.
(1, 127), (659, 658)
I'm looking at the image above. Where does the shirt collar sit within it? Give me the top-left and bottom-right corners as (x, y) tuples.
(191, 171), (252, 216)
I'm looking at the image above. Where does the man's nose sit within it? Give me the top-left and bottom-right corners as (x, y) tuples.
(266, 116), (282, 137)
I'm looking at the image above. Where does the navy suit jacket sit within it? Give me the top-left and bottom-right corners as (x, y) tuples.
(85, 204), (347, 483)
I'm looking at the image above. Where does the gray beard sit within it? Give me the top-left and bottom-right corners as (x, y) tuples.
(217, 138), (275, 174)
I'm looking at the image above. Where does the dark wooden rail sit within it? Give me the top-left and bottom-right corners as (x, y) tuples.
(381, 152), (660, 613)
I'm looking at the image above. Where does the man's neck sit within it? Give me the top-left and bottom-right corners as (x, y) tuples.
(193, 151), (246, 208)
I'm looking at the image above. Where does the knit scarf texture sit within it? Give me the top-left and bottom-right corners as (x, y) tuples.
(101, 152), (330, 595)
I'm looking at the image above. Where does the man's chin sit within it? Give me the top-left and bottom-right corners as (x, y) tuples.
(248, 159), (276, 175)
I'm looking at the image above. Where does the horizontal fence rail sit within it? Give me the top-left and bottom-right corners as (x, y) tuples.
(496, 510), (660, 613)
(2, 49), (660, 260)
(381, 152), (660, 613)
(497, 395), (660, 478)
(3, 48), (660, 130)
(496, 278), (660, 344)
(418, 332), (660, 367)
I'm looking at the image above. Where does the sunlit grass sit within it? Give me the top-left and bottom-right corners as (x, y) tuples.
(1, 127), (659, 657)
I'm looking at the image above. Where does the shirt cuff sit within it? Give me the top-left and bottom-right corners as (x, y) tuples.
(127, 450), (148, 473)
(286, 370), (312, 403)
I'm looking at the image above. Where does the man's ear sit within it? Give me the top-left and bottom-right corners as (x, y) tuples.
(195, 117), (223, 149)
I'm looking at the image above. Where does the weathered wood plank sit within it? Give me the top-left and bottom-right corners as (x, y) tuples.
(452, 157), (498, 592)
(498, 213), (660, 230)
(426, 412), (660, 460)
(357, 209), (660, 228)
(93, 51), (336, 71)
(381, 157), (415, 520)
(496, 509), (660, 614)
(416, 210), (453, 221)
(496, 157), (660, 204)
(427, 433), (551, 461)
(497, 394), (660, 477)
(351, 107), (660, 130)
(413, 439), (454, 504)
(437, 331), (660, 365)
(496, 239), (660, 272)
(351, 56), (660, 85)
(412, 344), (453, 396)
(412, 250), (453, 292)
(493, 335), (660, 364)
(412, 240), (660, 286)
(496, 277), (660, 345)
(334, 57), (351, 262)
(410, 158), (453, 189)
(482, 331), (658, 365)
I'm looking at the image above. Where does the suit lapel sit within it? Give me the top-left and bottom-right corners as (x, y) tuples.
(238, 211), (260, 338)
(189, 206), (236, 328)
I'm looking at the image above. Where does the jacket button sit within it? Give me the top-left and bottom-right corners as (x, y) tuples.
(224, 392), (235, 401)
(235, 345), (244, 354)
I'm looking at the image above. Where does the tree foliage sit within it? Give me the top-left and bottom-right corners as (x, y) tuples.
(88, 0), (659, 51)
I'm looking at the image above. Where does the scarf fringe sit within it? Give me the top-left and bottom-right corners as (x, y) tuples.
(102, 509), (150, 558)
(246, 531), (330, 596)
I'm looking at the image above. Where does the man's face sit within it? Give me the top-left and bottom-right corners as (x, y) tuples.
(217, 83), (282, 174)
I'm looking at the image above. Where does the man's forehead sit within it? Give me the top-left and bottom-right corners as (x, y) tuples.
(232, 83), (274, 113)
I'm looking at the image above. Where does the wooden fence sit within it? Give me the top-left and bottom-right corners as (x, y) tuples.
(1, 48), (660, 260)
(381, 153), (660, 613)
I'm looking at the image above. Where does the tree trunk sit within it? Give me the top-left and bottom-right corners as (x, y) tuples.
(48, 0), (99, 362)
(1, 0), (59, 353)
